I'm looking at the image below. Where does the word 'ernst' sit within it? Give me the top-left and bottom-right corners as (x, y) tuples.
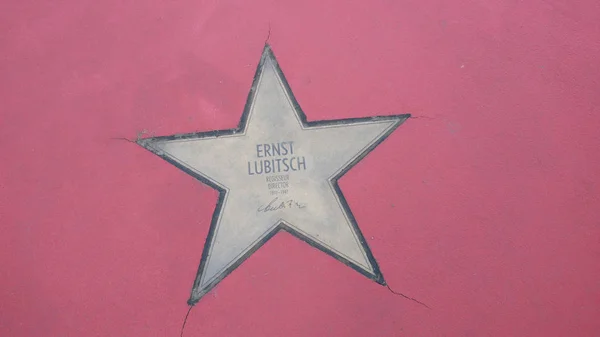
(248, 141), (307, 175)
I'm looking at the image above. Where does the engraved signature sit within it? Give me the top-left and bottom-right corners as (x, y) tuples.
(257, 197), (307, 212)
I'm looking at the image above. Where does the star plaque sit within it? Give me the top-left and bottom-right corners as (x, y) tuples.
(138, 45), (410, 305)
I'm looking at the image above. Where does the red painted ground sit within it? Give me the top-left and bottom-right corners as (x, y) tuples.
(1, 1), (599, 336)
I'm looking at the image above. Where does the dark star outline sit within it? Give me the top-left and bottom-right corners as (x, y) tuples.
(137, 44), (410, 305)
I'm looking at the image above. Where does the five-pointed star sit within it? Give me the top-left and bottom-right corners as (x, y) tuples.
(138, 45), (410, 305)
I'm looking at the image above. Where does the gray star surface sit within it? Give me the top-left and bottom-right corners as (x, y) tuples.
(138, 45), (410, 304)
